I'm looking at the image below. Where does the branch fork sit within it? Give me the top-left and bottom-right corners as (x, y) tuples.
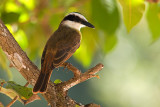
(0, 19), (103, 107)
(59, 63), (103, 92)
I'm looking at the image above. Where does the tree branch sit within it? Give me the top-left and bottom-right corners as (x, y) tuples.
(6, 96), (18, 107)
(60, 63), (103, 91)
(0, 19), (103, 107)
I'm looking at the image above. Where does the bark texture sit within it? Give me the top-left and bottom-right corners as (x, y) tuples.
(0, 19), (103, 107)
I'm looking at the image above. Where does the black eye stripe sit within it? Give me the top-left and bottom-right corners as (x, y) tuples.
(63, 14), (85, 24)
(62, 13), (94, 28)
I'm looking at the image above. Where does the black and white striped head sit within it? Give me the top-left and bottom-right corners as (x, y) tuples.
(61, 12), (94, 30)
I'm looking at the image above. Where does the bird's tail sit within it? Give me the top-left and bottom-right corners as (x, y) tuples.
(33, 71), (52, 94)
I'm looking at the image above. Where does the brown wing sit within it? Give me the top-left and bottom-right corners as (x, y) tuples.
(53, 41), (80, 67)
(41, 45), (47, 69)
(41, 27), (81, 73)
(41, 49), (55, 73)
(41, 39), (80, 73)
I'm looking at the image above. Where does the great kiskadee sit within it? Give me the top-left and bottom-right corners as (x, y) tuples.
(33, 12), (95, 93)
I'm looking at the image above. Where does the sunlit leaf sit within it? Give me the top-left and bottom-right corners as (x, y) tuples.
(5, 24), (14, 34)
(74, 29), (98, 67)
(5, 0), (30, 23)
(5, 81), (33, 100)
(0, 86), (40, 105)
(28, 24), (46, 60)
(5, 1), (19, 12)
(18, 0), (35, 10)
(54, 79), (62, 84)
(1, 12), (20, 24)
(14, 29), (28, 50)
(0, 80), (40, 105)
(146, 3), (160, 40)
(75, 104), (80, 107)
(0, 87), (24, 103)
(74, 41), (92, 67)
(19, 12), (29, 23)
(119, 0), (145, 32)
(0, 49), (12, 80)
(0, 49), (7, 69)
(103, 35), (117, 53)
(91, 0), (120, 34)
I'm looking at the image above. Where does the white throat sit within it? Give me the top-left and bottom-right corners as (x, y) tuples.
(62, 20), (85, 31)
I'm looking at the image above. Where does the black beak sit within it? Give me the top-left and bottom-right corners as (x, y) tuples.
(82, 21), (95, 28)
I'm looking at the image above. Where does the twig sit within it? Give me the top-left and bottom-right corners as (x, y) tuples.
(60, 62), (81, 77)
(6, 81), (31, 106)
(24, 82), (29, 87)
(60, 63), (103, 91)
(6, 96), (18, 107)
(0, 18), (104, 107)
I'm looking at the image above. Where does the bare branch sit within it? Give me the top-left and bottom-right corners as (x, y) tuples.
(6, 96), (18, 107)
(0, 19), (104, 107)
(24, 82), (29, 87)
(0, 19), (56, 106)
(60, 62), (81, 77)
(60, 63), (103, 91)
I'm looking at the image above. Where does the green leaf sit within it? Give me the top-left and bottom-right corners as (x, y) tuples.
(5, 1), (20, 12)
(91, 0), (120, 34)
(103, 35), (117, 53)
(5, 81), (33, 100)
(1, 12), (20, 24)
(119, 0), (145, 32)
(14, 29), (28, 50)
(19, 12), (29, 23)
(146, 3), (160, 40)
(0, 87), (23, 103)
(74, 29), (98, 67)
(75, 104), (80, 107)
(0, 80), (40, 105)
(0, 49), (12, 80)
(74, 40), (92, 67)
(3, 0), (21, 12)
(54, 79), (62, 84)
(0, 81), (29, 103)
(18, 0), (35, 10)
(91, 0), (119, 55)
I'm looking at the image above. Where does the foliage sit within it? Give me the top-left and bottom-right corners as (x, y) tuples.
(0, 0), (120, 68)
(1, 0), (160, 107)
(54, 79), (62, 84)
(0, 0), (158, 69)
(147, 3), (160, 40)
(0, 80), (40, 105)
(119, 0), (145, 32)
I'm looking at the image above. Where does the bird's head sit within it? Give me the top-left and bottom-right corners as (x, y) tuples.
(60, 12), (95, 31)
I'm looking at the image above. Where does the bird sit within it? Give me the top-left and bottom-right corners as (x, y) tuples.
(33, 12), (95, 93)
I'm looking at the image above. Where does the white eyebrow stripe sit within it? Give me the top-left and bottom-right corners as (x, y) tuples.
(67, 12), (88, 21)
